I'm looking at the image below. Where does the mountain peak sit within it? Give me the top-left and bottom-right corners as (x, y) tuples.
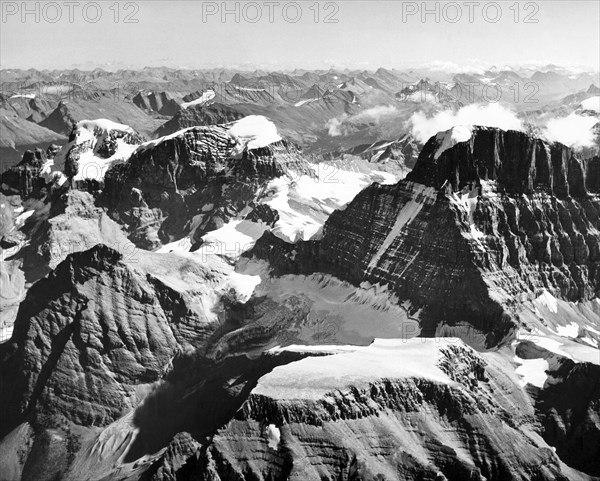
(408, 126), (598, 198)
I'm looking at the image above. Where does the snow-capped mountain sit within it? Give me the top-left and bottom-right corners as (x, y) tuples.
(0, 67), (599, 481)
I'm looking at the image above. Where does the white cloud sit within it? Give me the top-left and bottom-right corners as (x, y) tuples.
(421, 60), (489, 75)
(326, 105), (400, 137)
(407, 103), (523, 143)
(326, 115), (346, 137)
(542, 114), (598, 150)
(352, 105), (399, 122)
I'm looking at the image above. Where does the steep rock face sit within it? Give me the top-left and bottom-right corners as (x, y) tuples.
(252, 181), (513, 345)
(407, 127), (600, 302)
(536, 360), (600, 476)
(1, 148), (53, 198)
(0, 244), (220, 431)
(103, 121), (309, 249)
(408, 126), (599, 197)
(251, 127), (600, 346)
(39, 102), (76, 137)
(133, 92), (180, 117)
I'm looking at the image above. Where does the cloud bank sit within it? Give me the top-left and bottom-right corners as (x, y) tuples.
(326, 105), (401, 137)
(407, 103), (524, 143)
(542, 114), (598, 150)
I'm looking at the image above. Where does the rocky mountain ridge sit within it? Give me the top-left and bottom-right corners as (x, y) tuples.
(251, 126), (600, 346)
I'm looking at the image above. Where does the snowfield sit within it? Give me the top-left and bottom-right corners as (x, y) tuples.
(137, 115), (282, 155)
(253, 338), (455, 400)
(41, 119), (140, 183)
(514, 356), (549, 388)
(263, 162), (403, 243)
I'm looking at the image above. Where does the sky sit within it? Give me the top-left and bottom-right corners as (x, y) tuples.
(1, 0), (599, 71)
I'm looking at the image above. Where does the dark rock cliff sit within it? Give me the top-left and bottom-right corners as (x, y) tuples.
(133, 92), (180, 117)
(408, 126), (599, 197)
(0, 146), (58, 198)
(250, 127), (600, 346)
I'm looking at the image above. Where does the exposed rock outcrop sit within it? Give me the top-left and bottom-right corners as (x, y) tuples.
(103, 119), (309, 249)
(250, 127), (600, 346)
(536, 359), (600, 476)
(153, 103), (245, 138)
(408, 126), (599, 197)
(133, 92), (180, 117)
(1, 149), (49, 199)
(0, 244), (223, 433)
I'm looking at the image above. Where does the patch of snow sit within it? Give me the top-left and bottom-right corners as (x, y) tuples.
(136, 126), (194, 152)
(9, 93), (36, 99)
(535, 289), (558, 314)
(224, 271), (261, 303)
(263, 163), (402, 243)
(14, 209), (34, 227)
(268, 344), (361, 354)
(555, 322), (579, 338)
(231, 85), (267, 93)
(368, 184), (436, 271)
(581, 337), (599, 348)
(468, 225), (485, 239)
(517, 329), (573, 359)
(434, 125), (473, 160)
(41, 119), (139, 183)
(77, 119), (134, 134)
(266, 424), (280, 450)
(581, 96), (600, 112)
(196, 220), (269, 262)
(514, 356), (549, 388)
(0, 324), (13, 343)
(294, 98), (318, 107)
(586, 324), (600, 335)
(180, 89), (216, 109)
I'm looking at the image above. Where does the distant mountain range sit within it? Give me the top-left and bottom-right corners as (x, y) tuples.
(1, 66), (598, 171)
